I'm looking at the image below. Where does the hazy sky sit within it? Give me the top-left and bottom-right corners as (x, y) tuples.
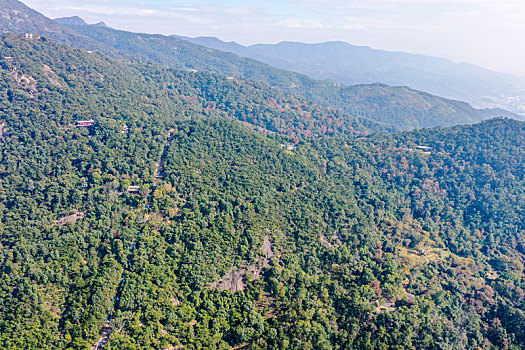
(24, 0), (525, 76)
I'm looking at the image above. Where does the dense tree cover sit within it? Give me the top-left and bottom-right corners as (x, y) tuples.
(305, 83), (493, 129)
(0, 34), (382, 138)
(0, 34), (524, 350)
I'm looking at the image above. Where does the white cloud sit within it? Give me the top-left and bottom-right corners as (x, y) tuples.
(278, 18), (330, 29)
(60, 5), (159, 17)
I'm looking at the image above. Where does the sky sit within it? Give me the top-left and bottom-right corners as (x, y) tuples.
(23, 0), (525, 76)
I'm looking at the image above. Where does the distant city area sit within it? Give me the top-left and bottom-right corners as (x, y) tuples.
(488, 94), (525, 115)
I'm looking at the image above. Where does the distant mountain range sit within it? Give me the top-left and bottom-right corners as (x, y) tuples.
(0, 0), (522, 130)
(177, 36), (525, 114)
(70, 24), (525, 129)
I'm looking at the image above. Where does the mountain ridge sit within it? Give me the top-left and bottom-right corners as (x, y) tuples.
(55, 16), (112, 29)
(0, 0), (521, 131)
(60, 24), (520, 129)
(0, 0), (122, 58)
(54, 16), (88, 26)
(178, 36), (525, 114)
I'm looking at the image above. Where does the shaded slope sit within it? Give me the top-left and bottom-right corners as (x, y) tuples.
(64, 25), (319, 92)
(1, 0), (507, 130)
(308, 83), (485, 129)
(65, 25), (497, 130)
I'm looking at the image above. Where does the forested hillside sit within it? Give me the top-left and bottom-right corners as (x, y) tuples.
(304, 83), (491, 129)
(0, 33), (524, 350)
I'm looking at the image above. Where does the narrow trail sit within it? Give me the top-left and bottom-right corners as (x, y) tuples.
(92, 129), (175, 349)
(92, 321), (112, 350)
(92, 267), (126, 350)
(154, 129), (175, 185)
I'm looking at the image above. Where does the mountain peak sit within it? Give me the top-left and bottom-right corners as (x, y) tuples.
(54, 16), (112, 29)
(0, 1), (120, 58)
(92, 21), (111, 28)
(54, 16), (88, 26)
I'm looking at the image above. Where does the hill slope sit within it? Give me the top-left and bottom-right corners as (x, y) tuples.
(53, 16), (88, 26)
(0, 34), (524, 350)
(54, 16), (112, 29)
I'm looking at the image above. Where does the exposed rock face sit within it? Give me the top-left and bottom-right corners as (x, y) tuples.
(42, 64), (62, 87)
(319, 232), (343, 249)
(262, 235), (274, 262)
(210, 269), (247, 293)
(0, 122), (6, 140)
(54, 212), (85, 226)
(211, 235), (275, 292)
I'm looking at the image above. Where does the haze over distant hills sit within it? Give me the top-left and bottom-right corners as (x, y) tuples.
(177, 36), (525, 115)
(63, 23), (523, 129)
(0, 0), (522, 130)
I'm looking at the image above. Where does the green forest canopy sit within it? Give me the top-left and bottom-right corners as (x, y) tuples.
(0, 34), (524, 350)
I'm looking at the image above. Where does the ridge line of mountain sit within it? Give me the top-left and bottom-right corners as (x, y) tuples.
(0, 0), (522, 130)
(174, 35), (525, 115)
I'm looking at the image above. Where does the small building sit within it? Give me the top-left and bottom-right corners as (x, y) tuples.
(121, 125), (129, 134)
(25, 33), (33, 39)
(127, 185), (140, 193)
(281, 144), (296, 151)
(77, 119), (95, 127)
